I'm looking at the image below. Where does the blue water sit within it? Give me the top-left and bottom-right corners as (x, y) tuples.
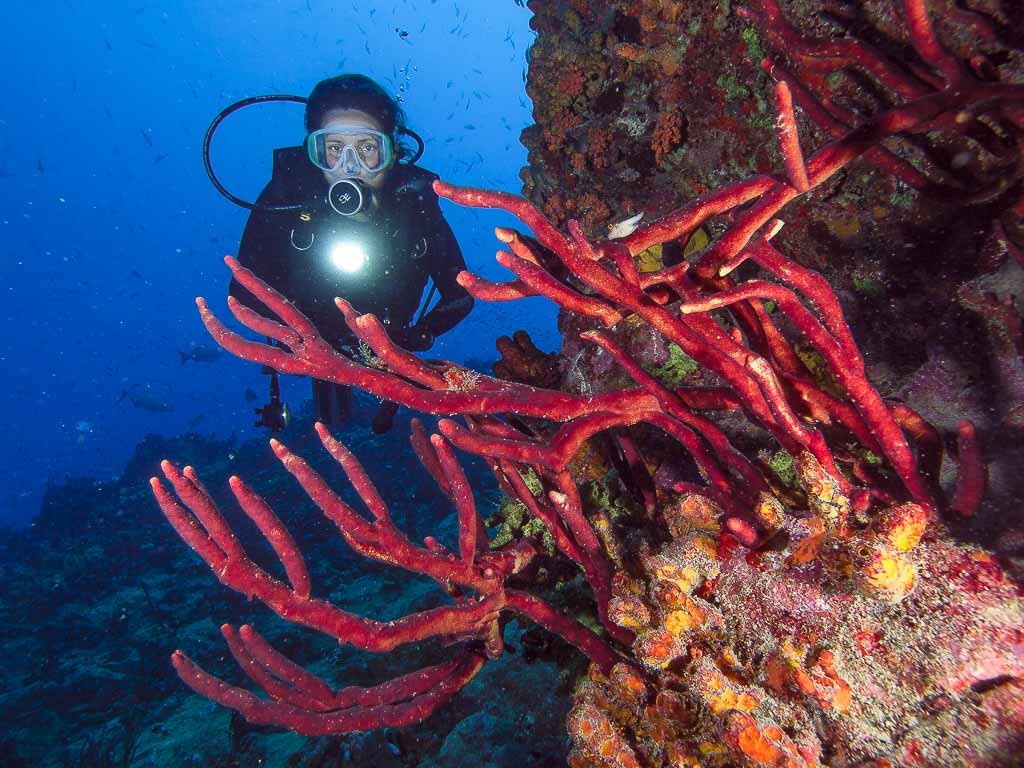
(1, 0), (553, 528)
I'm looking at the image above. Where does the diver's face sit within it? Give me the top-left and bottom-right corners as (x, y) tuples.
(317, 108), (391, 191)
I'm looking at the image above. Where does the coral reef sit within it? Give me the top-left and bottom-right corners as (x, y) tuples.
(152, 420), (618, 734)
(145, 1), (1024, 765)
(0, 420), (572, 766)
(519, 0), (1024, 470)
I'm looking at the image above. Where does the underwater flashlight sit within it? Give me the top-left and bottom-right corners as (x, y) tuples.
(255, 367), (290, 432)
(329, 240), (369, 274)
(255, 399), (291, 432)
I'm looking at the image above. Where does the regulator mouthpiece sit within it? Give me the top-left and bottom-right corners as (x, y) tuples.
(328, 178), (368, 216)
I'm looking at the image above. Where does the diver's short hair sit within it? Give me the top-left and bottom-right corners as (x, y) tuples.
(305, 74), (406, 136)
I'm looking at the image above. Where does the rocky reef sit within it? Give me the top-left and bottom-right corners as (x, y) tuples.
(514, 1), (1024, 765)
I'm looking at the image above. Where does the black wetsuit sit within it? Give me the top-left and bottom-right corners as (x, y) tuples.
(230, 146), (473, 424)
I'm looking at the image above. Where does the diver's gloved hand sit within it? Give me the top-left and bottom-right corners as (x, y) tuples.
(398, 326), (435, 352)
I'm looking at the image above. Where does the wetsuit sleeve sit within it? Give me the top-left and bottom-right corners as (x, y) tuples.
(415, 212), (474, 338)
(228, 187), (290, 322)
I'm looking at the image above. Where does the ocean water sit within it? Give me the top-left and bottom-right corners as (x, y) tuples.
(1, 2), (567, 765)
(1, 0), (552, 528)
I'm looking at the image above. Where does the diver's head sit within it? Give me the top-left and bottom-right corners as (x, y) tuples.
(305, 75), (406, 193)
(311, 109), (392, 193)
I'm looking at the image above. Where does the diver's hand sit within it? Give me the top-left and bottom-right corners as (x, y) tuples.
(399, 326), (435, 352)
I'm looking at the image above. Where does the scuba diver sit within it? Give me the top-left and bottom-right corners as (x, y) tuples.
(212, 75), (474, 434)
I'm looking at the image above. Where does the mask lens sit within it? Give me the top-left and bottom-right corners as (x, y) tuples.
(308, 126), (392, 173)
(354, 136), (383, 170)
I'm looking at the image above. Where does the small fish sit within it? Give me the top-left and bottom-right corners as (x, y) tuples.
(244, 387), (258, 402)
(141, 128), (153, 147)
(179, 344), (223, 364)
(607, 212), (645, 240)
(119, 389), (175, 413)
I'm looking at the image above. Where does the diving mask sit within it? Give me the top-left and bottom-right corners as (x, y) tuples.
(306, 123), (395, 175)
